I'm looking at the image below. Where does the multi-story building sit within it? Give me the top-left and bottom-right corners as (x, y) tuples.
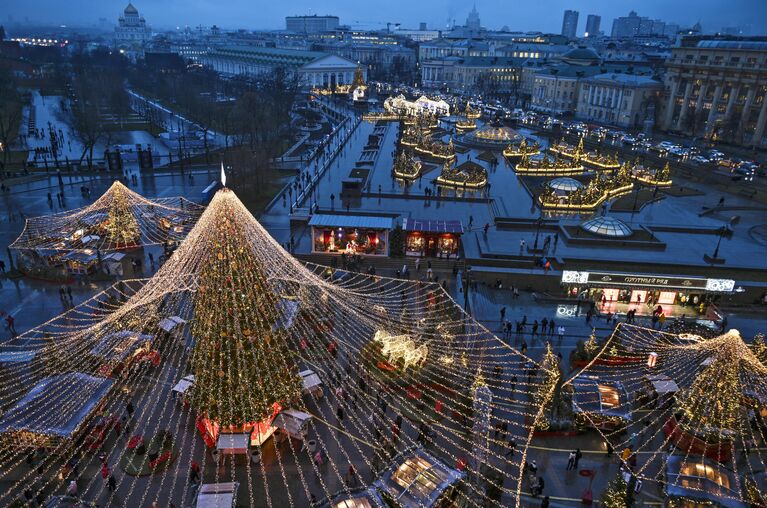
(201, 46), (361, 88)
(495, 43), (570, 60)
(660, 36), (767, 148)
(611, 11), (668, 40)
(313, 40), (415, 80)
(576, 73), (662, 128)
(420, 56), (523, 93)
(585, 15), (601, 38)
(285, 15), (339, 34)
(114, 2), (151, 56)
(561, 10), (579, 39)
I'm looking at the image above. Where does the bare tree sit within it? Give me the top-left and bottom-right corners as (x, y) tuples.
(0, 68), (24, 173)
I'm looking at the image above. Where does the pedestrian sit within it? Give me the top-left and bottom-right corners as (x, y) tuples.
(346, 464), (357, 486)
(66, 285), (72, 303)
(415, 257), (421, 272)
(126, 401), (134, 418)
(5, 314), (17, 335)
(548, 319), (555, 335)
(107, 474), (116, 492)
(500, 306), (506, 322)
(505, 438), (516, 456)
(574, 448), (582, 468)
(0, 260), (5, 272)
(566, 451), (576, 470)
(537, 476), (545, 496)
(484, 223), (489, 235)
(541, 496), (550, 508)
(557, 326), (565, 341)
(336, 405), (344, 423)
(531, 320), (538, 338)
(189, 461), (200, 485)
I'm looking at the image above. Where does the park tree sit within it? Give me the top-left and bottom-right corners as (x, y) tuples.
(0, 68), (23, 173)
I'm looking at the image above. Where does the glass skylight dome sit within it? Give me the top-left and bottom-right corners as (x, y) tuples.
(580, 216), (633, 237)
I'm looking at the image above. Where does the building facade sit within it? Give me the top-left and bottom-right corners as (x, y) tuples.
(660, 37), (767, 148)
(421, 56), (522, 93)
(585, 15), (601, 38)
(114, 3), (151, 55)
(201, 46), (361, 88)
(576, 73), (662, 128)
(561, 10), (579, 39)
(285, 15), (339, 34)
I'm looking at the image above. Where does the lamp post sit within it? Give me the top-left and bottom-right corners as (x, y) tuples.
(711, 225), (728, 260)
(532, 213), (544, 251)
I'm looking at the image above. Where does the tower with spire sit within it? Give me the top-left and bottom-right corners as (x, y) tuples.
(466, 3), (481, 32)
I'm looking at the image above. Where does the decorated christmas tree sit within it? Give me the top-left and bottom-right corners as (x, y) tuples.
(532, 343), (561, 430)
(601, 471), (633, 508)
(104, 182), (140, 247)
(189, 192), (302, 427)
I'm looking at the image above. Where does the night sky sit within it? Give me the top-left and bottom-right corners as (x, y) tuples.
(4, 0), (767, 35)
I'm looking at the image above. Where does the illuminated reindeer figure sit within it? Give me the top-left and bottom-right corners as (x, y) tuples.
(374, 330), (428, 371)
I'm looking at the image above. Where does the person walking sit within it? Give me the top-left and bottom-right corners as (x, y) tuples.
(541, 496), (550, 508)
(66, 285), (72, 303)
(0, 260), (5, 273)
(557, 326), (565, 342)
(574, 448), (583, 469)
(107, 474), (116, 492)
(500, 306), (506, 323)
(566, 451), (576, 470)
(531, 320), (538, 338)
(415, 257), (421, 272)
(5, 314), (17, 336)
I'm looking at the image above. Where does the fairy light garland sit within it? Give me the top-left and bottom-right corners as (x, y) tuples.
(0, 188), (564, 507)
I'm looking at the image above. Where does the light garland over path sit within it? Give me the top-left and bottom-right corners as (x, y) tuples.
(564, 324), (767, 507)
(10, 180), (205, 255)
(0, 188), (554, 507)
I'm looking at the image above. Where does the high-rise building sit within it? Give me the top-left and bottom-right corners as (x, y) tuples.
(611, 11), (667, 39)
(466, 4), (481, 32)
(285, 15), (339, 34)
(585, 15), (601, 37)
(561, 10), (579, 39)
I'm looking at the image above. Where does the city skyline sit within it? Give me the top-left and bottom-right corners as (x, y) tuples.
(4, 0), (767, 35)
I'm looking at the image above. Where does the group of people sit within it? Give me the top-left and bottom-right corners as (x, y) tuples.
(499, 310), (563, 342)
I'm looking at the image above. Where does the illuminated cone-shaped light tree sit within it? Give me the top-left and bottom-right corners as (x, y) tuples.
(189, 192), (302, 427)
(103, 182), (141, 248)
(677, 333), (744, 434)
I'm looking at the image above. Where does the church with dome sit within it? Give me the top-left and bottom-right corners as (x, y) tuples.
(114, 3), (151, 58)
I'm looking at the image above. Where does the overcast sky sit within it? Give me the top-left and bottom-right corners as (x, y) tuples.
(5, 0), (767, 35)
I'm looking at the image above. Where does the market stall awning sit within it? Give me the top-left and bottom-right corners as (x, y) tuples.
(159, 316), (186, 332)
(309, 214), (395, 230)
(0, 372), (113, 438)
(645, 374), (679, 394)
(172, 375), (195, 395)
(0, 350), (36, 363)
(300, 369), (322, 391)
(403, 218), (464, 234)
(197, 483), (239, 508)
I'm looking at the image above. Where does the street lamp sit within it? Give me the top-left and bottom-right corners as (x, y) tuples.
(647, 352), (658, 368)
(532, 213), (544, 251)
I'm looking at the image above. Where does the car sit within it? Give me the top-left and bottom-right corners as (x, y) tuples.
(622, 135), (637, 145)
(691, 155), (710, 164)
(734, 166), (755, 181)
(717, 158), (738, 168)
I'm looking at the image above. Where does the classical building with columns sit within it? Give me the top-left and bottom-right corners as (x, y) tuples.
(660, 37), (767, 148)
(576, 73), (662, 128)
(201, 46), (361, 88)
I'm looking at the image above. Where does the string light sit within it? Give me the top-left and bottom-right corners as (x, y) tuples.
(0, 187), (561, 507)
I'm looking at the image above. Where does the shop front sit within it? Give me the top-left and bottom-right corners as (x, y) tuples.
(309, 214), (394, 256)
(402, 218), (463, 258)
(561, 270), (735, 313)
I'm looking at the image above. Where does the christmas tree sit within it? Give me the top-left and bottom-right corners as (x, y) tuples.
(104, 182), (140, 247)
(601, 471), (633, 508)
(532, 343), (561, 430)
(189, 191), (302, 427)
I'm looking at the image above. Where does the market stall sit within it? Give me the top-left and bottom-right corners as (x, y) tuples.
(373, 448), (465, 507)
(402, 218), (463, 258)
(310, 214), (393, 256)
(88, 330), (158, 378)
(196, 482), (239, 508)
(665, 455), (745, 508)
(0, 372), (114, 449)
(318, 488), (386, 508)
(300, 369), (323, 398)
(62, 249), (100, 275)
(570, 376), (631, 430)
